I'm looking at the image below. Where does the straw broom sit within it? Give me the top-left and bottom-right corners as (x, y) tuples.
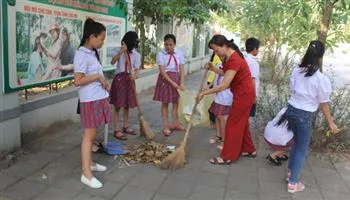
(161, 68), (209, 170)
(125, 51), (155, 140)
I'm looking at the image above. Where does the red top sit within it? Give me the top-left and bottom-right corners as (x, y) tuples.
(223, 52), (255, 98)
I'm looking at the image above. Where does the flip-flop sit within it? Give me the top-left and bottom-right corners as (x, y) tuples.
(277, 154), (289, 161)
(241, 152), (257, 158)
(92, 142), (106, 154)
(163, 128), (171, 137)
(209, 157), (233, 165)
(123, 127), (137, 135)
(114, 130), (128, 140)
(266, 155), (282, 166)
(171, 125), (186, 132)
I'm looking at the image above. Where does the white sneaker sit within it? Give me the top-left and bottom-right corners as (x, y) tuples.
(288, 182), (305, 193)
(90, 163), (107, 172)
(81, 175), (103, 189)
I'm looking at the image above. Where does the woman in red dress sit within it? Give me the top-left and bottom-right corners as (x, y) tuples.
(197, 35), (257, 164)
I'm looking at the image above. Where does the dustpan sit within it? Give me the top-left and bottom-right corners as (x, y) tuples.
(102, 124), (127, 156)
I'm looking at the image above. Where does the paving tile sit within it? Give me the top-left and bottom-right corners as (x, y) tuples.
(153, 194), (187, 200)
(0, 174), (21, 191)
(290, 188), (323, 200)
(158, 178), (195, 199)
(201, 162), (230, 175)
(167, 168), (199, 184)
(189, 184), (225, 200)
(73, 193), (108, 200)
(323, 190), (350, 200)
(227, 173), (258, 194)
(32, 187), (78, 200)
(112, 185), (153, 200)
(82, 181), (124, 199)
(225, 190), (258, 200)
(3, 179), (47, 200)
(196, 171), (227, 188)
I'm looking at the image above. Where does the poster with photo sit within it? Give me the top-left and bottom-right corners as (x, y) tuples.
(1, 0), (127, 93)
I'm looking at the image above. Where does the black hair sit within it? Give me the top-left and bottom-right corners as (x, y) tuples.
(299, 40), (325, 77)
(245, 37), (260, 53)
(79, 18), (106, 62)
(210, 52), (216, 62)
(208, 35), (244, 59)
(164, 34), (176, 44)
(121, 31), (139, 53)
(33, 33), (47, 55)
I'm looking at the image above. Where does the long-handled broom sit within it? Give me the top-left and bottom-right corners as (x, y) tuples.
(125, 52), (155, 140)
(161, 68), (209, 170)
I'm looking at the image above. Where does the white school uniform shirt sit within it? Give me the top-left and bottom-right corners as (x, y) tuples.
(213, 64), (233, 106)
(264, 107), (293, 146)
(156, 49), (185, 72)
(243, 52), (260, 97)
(114, 48), (141, 74)
(74, 46), (109, 102)
(288, 67), (332, 112)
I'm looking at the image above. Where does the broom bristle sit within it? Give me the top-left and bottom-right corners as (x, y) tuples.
(161, 142), (186, 170)
(139, 115), (155, 140)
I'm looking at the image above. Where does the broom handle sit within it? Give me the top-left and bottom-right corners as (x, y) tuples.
(124, 51), (142, 115)
(104, 123), (108, 146)
(182, 68), (209, 145)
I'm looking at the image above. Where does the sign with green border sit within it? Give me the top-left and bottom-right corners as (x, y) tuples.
(1, 0), (128, 93)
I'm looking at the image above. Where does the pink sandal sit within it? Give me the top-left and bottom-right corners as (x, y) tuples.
(163, 127), (171, 137)
(171, 124), (186, 132)
(114, 130), (128, 140)
(123, 127), (136, 135)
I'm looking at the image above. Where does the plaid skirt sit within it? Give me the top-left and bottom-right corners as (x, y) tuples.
(80, 98), (111, 128)
(265, 138), (293, 151)
(110, 73), (137, 109)
(209, 102), (231, 116)
(153, 72), (180, 104)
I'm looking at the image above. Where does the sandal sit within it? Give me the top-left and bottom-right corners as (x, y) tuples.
(278, 154), (289, 161)
(123, 127), (136, 135)
(163, 128), (171, 137)
(266, 155), (282, 166)
(209, 136), (222, 144)
(217, 144), (223, 150)
(209, 157), (233, 165)
(92, 142), (106, 154)
(114, 130), (128, 140)
(241, 152), (257, 158)
(171, 124), (186, 132)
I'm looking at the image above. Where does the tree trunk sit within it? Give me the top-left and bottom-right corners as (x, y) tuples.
(318, 0), (337, 72)
(139, 20), (146, 69)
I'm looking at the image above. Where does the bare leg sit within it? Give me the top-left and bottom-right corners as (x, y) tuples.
(172, 103), (179, 126)
(82, 128), (97, 179)
(122, 108), (129, 128)
(113, 107), (120, 131)
(162, 103), (169, 129)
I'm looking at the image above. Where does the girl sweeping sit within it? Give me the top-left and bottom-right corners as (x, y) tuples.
(282, 40), (339, 193)
(153, 34), (186, 136)
(197, 35), (257, 165)
(206, 57), (233, 150)
(264, 107), (293, 166)
(74, 18), (110, 189)
(110, 31), (141, 140)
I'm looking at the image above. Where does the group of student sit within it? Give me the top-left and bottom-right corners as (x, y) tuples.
(74, 18), (340, 194)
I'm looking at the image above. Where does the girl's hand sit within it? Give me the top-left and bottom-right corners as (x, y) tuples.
(329, 121), (340, 135)
(204, 62), (212, 70)
(130, 74), (137, 81)
(196, 92), (204, 103)
(172, 82), (180, 89)
(179, 83), (185, 91)
(121, 42), (127, 52)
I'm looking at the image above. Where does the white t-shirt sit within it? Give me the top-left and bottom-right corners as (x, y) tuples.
(156, 49), (185, 72)
(264, 107), (293, 146)
(74, 47), (109, 102)
(114, 48), (141, 74)
(213, 64), (233, 106)
(288, 67), (332, 112)
(243, 52), (260, 97)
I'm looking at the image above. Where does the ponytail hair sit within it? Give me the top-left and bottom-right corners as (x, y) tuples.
(299, 40), (325, 77)
(210, 52), (215, 62)
(80, 18), (106, 63)
(208, 35), (244, 59)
